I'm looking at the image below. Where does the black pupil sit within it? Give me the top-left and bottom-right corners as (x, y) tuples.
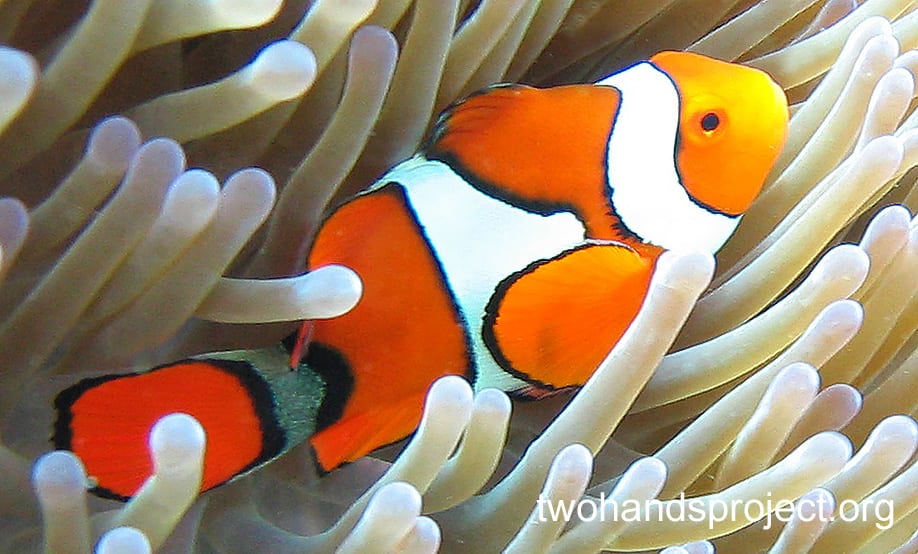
(701, 112), (720, 132)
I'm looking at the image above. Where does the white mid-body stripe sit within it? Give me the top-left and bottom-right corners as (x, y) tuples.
(376, 157), (586, 392)
(597, 62), (740, 253)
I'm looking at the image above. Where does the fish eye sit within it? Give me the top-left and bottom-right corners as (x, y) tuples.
(700, 112), (720, 133)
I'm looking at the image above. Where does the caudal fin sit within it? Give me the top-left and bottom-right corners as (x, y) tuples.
(53, 356), (294, 500)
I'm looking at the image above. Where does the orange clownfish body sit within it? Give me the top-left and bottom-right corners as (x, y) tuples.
(53, 51), (788, 500)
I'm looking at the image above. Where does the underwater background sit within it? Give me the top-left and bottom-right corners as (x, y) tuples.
(1, 0), (917, 552)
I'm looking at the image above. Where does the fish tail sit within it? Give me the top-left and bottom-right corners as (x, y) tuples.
(52, 344), (324, 501)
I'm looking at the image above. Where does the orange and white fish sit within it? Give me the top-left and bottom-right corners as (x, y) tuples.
(53, 51), (788, 500)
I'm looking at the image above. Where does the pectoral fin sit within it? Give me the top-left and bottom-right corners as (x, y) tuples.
(483, 242), (657, 393)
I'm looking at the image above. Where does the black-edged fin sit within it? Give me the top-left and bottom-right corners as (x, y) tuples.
(481, 242), (656, 394)
(52, 345), (325, 501)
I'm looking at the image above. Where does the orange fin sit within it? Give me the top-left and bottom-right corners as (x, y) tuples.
(483, 243), (657, 393)
(309, 392), (427, 471)
(53, 353), (315, 500)
(426, 84), (623, 239)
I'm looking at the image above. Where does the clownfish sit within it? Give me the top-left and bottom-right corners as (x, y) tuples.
(52, 51), (788, 501)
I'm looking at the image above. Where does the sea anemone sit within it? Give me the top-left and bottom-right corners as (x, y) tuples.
(1, 1), (917, 552)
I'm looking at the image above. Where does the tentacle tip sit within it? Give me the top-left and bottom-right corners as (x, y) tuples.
(859, 15), (894, 37)
(874, 203), (913, 224)
(350, 25), (400, 64)
(87, 116), (143, 171)
(773, 362), (821, 396)
(474, 387), (513, 416)
(797, 487), (836, 519)
(682, 540), (715, 554)
(32, 450), (88, 501)
(249, 40), (318, 102)
(793, 431), (853, 468)
(655, 250), (716, 292)
(872, 414), (918, 444)
(820, 382), (863, 411)
(96, 527), (152, 554)
(149, 413), (206, 471)
(552, 443), (594, 476)
(0, 196), (30, 239)
(629, 456), (668, 485)
(809, 300), (865, 346)
(131, 137), (187, 179)
(403, 516), (441, 552)
(369, 481), (423, 520)
(861, 133), (905, 172)
(882, 66), (915, 92)
(539, 444), (595, 497)
(225, 167), (277, 207)
(300, 264), (363, 318)
(162, 169), (222, 229)
(428, 375), (475, 412)
(0, 46), (38, 99)
(815, 244), (870, 285)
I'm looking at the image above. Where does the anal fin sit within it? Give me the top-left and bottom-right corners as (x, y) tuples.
(308, 392), (427, 472)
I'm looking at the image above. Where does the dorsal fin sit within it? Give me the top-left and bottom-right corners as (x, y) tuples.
(425, 84), (624, 241)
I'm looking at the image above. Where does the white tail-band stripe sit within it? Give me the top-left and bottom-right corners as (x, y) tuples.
(597, 62), (740, 253)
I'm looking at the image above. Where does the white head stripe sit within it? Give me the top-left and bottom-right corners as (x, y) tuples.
(596, 62), (739, 253)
